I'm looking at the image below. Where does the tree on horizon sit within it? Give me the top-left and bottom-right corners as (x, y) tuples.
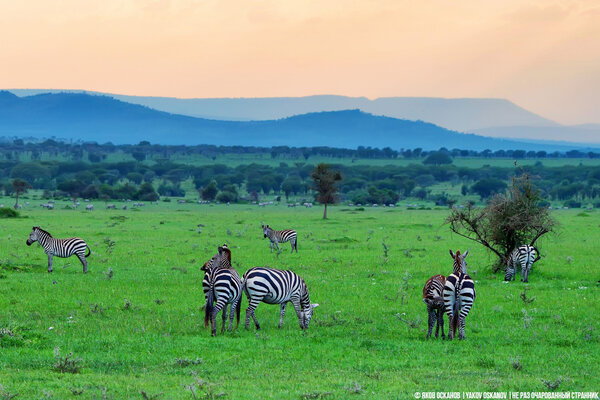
(311, 163), (342, 219)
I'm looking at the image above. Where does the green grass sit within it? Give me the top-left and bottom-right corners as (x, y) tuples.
(0, 203), (598, 398)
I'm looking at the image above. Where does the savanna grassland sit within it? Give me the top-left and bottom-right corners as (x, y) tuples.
(0, 202), (599, 399)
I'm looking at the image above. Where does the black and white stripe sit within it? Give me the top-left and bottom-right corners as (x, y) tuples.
(26, 226), (90, 273)
(423, 274), (446, 339)
(505, 245), (539, 282)
(443, 250), (476, 340)
(243, 267), (318, 330)
(202, 245), (242, 336)
(262, 224), (298, 253)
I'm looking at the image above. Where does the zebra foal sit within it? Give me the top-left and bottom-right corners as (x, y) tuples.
(243, 267), (318, 330)
(26, 227), (91, 273)
(423, 274), (446, 339)
(202, 244), (242, 336)
(505, 245), (540, 283)
(443, 250), (476, 340)
(262, 224), (298, 253)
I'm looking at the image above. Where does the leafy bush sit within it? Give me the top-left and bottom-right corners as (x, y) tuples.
(0, 208), (19, 218)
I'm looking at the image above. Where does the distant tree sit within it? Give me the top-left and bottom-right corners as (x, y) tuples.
(12, 179), (31, 209)
(311, 163), (342, 219)
(471, 178), (507, 199)
(135, 182), (159, 201)
(201, 181), (218, 201)
(132, 151), (146, 162)
(57, 180), (85, 201)
(423, 152), (453, 165)
(446, 173), (557, 271)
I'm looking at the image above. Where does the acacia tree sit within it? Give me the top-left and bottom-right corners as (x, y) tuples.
(445, 173), (556, 271)
(12, 179), (31, 209)
(311, 163), (342, 219)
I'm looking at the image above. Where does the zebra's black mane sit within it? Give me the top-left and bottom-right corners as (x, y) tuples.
(34, 227), (53, 237)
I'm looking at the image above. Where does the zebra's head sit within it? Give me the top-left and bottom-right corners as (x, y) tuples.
(26, 226), (40, 246)
(262, 224), (270, 238)
(300, 281), (319, 329)
(449, 249), (469, 274)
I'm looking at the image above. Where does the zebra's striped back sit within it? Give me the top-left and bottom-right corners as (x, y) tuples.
(243, 267), (317, 329)
(202, 245), (242, 335)
(262, 224), (298, 253)
(443, 250), (475, 340)
(423, 275), (446, 308)
(505, 245), (539, 282)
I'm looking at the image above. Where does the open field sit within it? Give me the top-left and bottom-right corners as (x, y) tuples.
(0, 203), (599, 399)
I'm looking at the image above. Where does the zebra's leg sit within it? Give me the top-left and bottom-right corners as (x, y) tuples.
(275, 242), (281, 254)
(278, 303), (287, 328)
(211, 300), (226, 336)
(77, 253), (88, 274)
(270, 242), (274, 253)
(521, 263), (526, 282)
(458, 314), (467, 340)
(524, 263), (531, 283)
(438, 308), (445, 339)
(47, 254), (53, 273)
(290, 298), (304, 329)
(427, 306), (435, 338)
(228, 300), (236, 331)
(221, 303), (228, 334)
(245, 298), (262, 330)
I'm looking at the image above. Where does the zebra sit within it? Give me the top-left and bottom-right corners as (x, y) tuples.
(423, 274), (446, 339)
(202, 245), (242, 336)
(26, 227), (91, 273)
(505, 245), (540, 283)
(443, 250), (476, 340)
(243, 267), (319, 330)
(262, 224), (298, 253)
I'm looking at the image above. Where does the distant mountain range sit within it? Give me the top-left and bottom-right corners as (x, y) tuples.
(9, 89), (557, 132)
(0, 90), (597, 151)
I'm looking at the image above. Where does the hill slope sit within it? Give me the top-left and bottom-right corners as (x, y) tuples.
(0, 91), (586, 151)
(8, 89), (557, 132)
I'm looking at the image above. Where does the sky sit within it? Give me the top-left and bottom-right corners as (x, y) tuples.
(1, 0), (599, 125)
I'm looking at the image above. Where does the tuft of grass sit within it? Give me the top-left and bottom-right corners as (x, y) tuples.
(52, 347), (82, 374)
(183, 371), (225, 399)
(174, 357), (203, 367)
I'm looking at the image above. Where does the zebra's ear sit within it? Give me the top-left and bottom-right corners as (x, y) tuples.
(218, 246), (223, 254)
(449, 249), (455, 258)
(464, 249), (469, 258)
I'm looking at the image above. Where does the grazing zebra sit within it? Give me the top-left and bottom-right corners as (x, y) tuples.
(261, 224), (298, 253)
(423, 274), (446, 339)
(202, 245), (242, 336)
(26, 227), (91, 273)
(443, 250), (476, 340)
(243, 267), (318, 330)
(505, 245), (540, 283)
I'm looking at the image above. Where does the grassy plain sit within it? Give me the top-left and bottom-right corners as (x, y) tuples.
(0, 202), (598, 399)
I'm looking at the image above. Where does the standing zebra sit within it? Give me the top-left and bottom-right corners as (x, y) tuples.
(26, 227), (91, 273)
(505, 245), (540, 283)
(202, 245), (242, 336)
(443, 250), (476, 340)
(262, 224), (298, 253)
(243, 267), (318, 330)
(423, 274), (446, 339)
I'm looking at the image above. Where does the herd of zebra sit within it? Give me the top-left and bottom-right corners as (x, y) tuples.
(423, 245), (540, 340)
(24, 224), (540, 339)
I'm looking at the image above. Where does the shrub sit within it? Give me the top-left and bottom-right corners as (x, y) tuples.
(0, 208), (19, 218)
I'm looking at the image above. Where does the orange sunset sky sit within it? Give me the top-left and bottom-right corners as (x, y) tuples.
(1, 0), (599, 125)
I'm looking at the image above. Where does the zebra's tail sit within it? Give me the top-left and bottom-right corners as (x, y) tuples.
(85, 245), (91, 258)
(204, 287), (214, 328)
(451, 303), (459, 338)
(235, 296), (241, 326)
